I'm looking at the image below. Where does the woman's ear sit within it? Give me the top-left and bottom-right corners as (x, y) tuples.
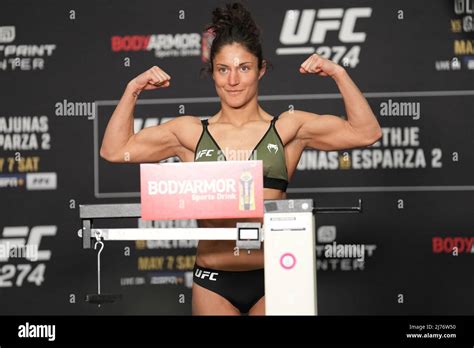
(258, 60), (267, 80)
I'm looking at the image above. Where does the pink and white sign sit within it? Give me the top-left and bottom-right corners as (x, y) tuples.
(140, 161), (264, 220)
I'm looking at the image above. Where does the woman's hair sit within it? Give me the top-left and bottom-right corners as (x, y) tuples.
(200, 1), (272, 77)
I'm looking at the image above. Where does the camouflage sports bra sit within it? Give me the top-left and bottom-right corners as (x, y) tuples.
(194, 116), (289, 192)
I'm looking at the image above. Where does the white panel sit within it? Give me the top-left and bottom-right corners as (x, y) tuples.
(264, 212), (317, 315)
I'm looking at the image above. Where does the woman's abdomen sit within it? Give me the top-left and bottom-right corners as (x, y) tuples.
(195, 217), (264, 271)
(195, 190), (285, 271)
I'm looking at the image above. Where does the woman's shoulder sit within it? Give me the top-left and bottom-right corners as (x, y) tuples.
(161, 116), (204, 136)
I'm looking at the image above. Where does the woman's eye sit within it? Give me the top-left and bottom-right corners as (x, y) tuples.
(218, 66), (249, 73)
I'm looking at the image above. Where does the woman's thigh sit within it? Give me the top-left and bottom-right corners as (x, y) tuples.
(248, 296), (265, 316)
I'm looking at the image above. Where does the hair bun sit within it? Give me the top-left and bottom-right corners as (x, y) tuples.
(210, 2), (260, 39)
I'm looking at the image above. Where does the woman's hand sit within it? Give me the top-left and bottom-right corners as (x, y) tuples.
(128, 66), (171, 94)
(299, 54), (344, 78)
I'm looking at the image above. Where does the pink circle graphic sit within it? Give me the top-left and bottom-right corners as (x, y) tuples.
(280, 253), (296, 270)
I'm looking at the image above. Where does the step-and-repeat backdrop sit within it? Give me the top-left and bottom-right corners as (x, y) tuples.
(1, 0), (473, 314)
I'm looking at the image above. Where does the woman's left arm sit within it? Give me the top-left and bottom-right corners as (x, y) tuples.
(286, 54), (382, 151)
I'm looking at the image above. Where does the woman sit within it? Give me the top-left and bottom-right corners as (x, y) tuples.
(100, 2), (382, 315)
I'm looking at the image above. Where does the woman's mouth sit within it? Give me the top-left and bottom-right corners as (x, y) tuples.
(226, 89), (243, 95)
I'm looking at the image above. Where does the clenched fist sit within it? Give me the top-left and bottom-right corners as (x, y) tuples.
(129, 66), (171, 93)
(299, 54), (344, 77)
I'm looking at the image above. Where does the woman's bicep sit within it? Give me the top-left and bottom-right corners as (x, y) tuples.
(295, 111), (372, 151)
(115, 119), (183, 163)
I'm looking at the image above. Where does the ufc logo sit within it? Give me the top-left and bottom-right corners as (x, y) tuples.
(194, 268), (218, 281)
(196, 149), (214, 160)
(0, 226), (57, 262)
(280, 8), (372, 44)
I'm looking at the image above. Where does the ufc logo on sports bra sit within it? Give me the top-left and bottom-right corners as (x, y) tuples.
(195, 268), (219, 281)
(196, 149), (214, 160)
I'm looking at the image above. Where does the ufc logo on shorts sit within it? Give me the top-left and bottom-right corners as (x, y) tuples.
(196, 149), (214, 160)
(280, 8), (372, 44)
(195, 268), (218, 281)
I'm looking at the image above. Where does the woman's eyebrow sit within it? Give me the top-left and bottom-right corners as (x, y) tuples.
(215, 62), (252, 67)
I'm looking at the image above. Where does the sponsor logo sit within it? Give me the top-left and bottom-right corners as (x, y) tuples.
(0, 26), (57, 71)
(0, 226), (56, 287)
(267, 143), (278, 154)
(317, 225), (336, 243)
(432, 236), (474, 254)
(111, 33), (201, 58)
(0, 26), (15, 43)
(0, 174), (25, 188)
(0, 173), (57, 190)
(147, 178), (236, 195)
(120, 277), (146, 286)
(280, 8), (372, 45)
(195, 149), (214, 160)
(277, 8), (371, 67)
(26, 172), (57, 190)
(0, 226), (56, 262)
(150, 275), (180, 285)
(148, 271), (193, 288)
(194, 268), (218, 281)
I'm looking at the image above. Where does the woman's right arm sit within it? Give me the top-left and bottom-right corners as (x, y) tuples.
(100, 66), (185, 163)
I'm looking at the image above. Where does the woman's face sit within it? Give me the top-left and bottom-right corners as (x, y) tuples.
(212, 42), (266, 108)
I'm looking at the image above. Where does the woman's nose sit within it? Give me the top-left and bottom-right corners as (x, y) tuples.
(228, 69), (239, 85)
